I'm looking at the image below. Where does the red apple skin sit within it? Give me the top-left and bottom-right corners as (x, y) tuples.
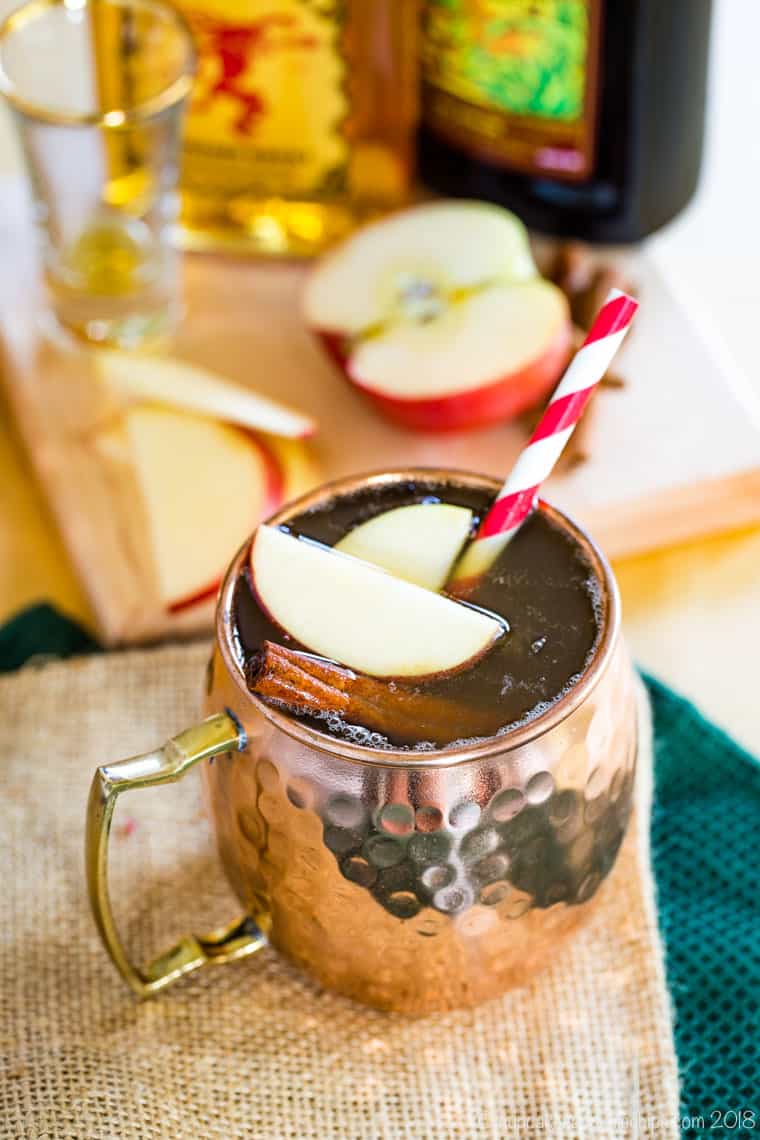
(314, 321), (573, 432)
(317, 329), (350, 372)
(166, 581), (220, 615)
(167, 433), (286, 614)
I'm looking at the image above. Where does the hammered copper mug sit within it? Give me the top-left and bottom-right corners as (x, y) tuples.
(86, 469), (638, 1015)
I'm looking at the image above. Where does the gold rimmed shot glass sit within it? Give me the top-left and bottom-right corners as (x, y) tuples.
(0, 0), (195, 348)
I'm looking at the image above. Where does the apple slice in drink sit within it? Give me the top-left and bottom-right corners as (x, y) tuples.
(96, 351), (316, 439)
(250, 525), (504, 678)
(125, 405), (283, 612)
(304, 201), (572, 431)
(334, 502), (472, 591)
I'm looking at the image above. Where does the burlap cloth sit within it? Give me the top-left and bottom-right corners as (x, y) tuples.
(0, 644), (679, 1139)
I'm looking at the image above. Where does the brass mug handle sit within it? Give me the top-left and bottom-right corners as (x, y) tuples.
(85, 711), (266, 998)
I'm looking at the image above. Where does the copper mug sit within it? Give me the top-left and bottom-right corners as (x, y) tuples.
(86, 469), (638, 1015)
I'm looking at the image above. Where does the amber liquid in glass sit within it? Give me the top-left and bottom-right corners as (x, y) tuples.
(232, 477), (601, 749)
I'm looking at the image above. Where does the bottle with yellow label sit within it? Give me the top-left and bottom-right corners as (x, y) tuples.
(172, 0), (418, 255)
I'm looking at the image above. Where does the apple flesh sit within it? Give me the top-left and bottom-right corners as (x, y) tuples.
(448, 530), (513, 597)
(305, 201), (538, 335)
(334, 502), (473, 591)
(260, 432), (321, 506)
(124, 405), (284, 612)
(249, 525), (504, 678)
(349, 282), (571, 431)
(304, 201), (571, 432)
(96, 351), (316, 440)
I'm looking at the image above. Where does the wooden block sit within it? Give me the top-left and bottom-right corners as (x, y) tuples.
(2, 177), (759, 644)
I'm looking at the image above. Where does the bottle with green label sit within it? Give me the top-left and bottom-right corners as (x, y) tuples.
(417, 0), (712, 242)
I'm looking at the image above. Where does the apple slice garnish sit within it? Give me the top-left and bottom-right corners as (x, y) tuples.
(250, 525), (504, 678)
(124, 405), (284, 612)
(334, 502), (472, 591)
(97, 351), (316, 440)
(304, 200), (571, 431)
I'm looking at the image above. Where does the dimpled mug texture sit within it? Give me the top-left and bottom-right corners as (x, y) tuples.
(201, 473), (638, 1015)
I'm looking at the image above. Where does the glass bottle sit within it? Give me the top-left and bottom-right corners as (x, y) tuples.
(417, 0), (712, 242)
(176, 0), (419, 255)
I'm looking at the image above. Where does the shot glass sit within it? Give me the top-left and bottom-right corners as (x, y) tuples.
(0, 0), (195, 348)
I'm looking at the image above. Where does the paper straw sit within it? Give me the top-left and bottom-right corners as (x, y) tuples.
(450, 288), (638, 588)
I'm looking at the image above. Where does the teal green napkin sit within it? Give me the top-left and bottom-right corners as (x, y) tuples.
(0, 603), (99, 671)
(647, 677), (759, 1137)
(1, 605), (758, 1136)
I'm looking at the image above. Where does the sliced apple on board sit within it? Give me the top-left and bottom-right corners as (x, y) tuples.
(125, 405), (284, 612)
(334, 502), (472, 591)
(250, 525), (504, 678)
(96, 351), (316, 440)
(304, 200), (572, 431)
(262, 433), (321, 506)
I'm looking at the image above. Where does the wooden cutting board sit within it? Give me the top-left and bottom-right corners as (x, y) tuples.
(2, 176), (760, 645)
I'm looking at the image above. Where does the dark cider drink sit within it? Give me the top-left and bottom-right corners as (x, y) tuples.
(231, 476), (601, 750)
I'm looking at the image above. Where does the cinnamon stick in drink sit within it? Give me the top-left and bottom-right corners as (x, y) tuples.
(246, 641), (496, 748)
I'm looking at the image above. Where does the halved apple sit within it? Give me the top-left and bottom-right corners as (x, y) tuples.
(304, 201), (572, 432)
(250, 525), (503, 678)
(334, 502), (472, 591)
(97, 351), (316, 439)
(124, 405), (284, 612)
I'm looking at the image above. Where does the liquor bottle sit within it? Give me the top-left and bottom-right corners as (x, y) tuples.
(174, 0), (419, 255)
(417, 0), (712, 243)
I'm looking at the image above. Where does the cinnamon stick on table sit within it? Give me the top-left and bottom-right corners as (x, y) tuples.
(246, 640), (496, 748)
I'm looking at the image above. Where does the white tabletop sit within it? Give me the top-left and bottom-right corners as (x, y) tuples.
(1, 0), (759, 752)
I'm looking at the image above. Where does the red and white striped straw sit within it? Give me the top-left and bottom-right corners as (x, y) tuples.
(450, 288), (638, 588)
